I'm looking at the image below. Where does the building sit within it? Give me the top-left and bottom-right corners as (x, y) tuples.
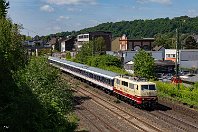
(165, 49), (176, 62)
(180, 49), (198, 69)
(106, 51), (163, 64)
(119, 34), (155, 51)
(23, 40), (35, 47)
(153, 46), (165, 60)
(165, 49), (198, 70)
(119, 34), (128, 51)
(59, 37), (75, 52)
(46, 37), (58, 50)
(75, 31), (112, 51)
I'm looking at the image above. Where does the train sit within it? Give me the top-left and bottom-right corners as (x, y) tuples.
(48, 56), (158, 108)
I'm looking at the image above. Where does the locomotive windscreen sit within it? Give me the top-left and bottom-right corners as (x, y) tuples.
(141, 85), (156, 90)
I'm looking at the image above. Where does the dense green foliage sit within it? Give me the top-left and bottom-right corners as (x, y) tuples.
(74, 39), (126, 74)
(133, 50), (155, 79)
(87, 55), (127, 74)
(66, 51), (72, 60)
(156, 82), (198, 108)
(13, 57), (77, 131)
(154, 33), (175, 49)
(75, 37), (105, 64)
(0, 18), (27, 76)
(1, 57), (77, 131)
(184, 36), (198, 49)
(38, 48), (51, 56)
(0, 0), (9, 18)
(48, 16), (198, 39)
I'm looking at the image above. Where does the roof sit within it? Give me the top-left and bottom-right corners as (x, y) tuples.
(59, 37), (75, 43)
(155, 60), (175, 66)
(153, 46), (164, 51)
(47, 38), (57, 45)
(49, 56), (119, 79)
(115, 76), (155, 85)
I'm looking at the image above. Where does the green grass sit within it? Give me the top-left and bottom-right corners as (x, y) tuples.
(156, 81), (198, 109)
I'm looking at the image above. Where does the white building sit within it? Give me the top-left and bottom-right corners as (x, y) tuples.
(165, 49), (176, 62)
(165, 49), (198, 69)
(75, 34), (90, 49)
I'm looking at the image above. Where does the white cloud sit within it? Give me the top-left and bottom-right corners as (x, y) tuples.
(137, 0), (172, 5)
(47, 0), (96, 5)
(67, 7), (82, 12)
(40, 5), (54, 12)
(56, 16), (70, 21)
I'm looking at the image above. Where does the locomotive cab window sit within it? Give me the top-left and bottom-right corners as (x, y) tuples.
(141, 85), (149, 90)
(122, 81), (128, 87)
(149, 85), (156, 90)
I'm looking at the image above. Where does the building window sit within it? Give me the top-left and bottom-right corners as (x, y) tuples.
(84, 35), (89, 38)
(166, 54), (170, 58)
(173, 54), (176, 58)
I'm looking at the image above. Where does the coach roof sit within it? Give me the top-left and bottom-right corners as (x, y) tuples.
(49, 56), (119, 79)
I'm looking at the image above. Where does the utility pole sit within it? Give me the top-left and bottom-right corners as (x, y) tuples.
(175, 29), (180, 90)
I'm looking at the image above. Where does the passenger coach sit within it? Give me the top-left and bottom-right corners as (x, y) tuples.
(49, 56), (119, 91)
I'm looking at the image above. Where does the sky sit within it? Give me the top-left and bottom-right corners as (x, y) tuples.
(8, 0), (198, 36)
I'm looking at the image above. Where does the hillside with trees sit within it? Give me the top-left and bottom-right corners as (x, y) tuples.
(49, 16), (198, 39)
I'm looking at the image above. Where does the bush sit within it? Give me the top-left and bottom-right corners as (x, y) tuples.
(1, 57), (77, 131)
(156, 81), (198, 107)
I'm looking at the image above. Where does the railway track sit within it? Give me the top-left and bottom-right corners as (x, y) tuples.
(75, 103), (120, 132)
(62, 73), (198, 132)
(61, 72), (165, 132)
(148, 110), (198, 132)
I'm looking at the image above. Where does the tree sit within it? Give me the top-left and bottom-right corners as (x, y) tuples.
(65, 51), (72, 60)
(184, 36), (198, 49)
(94, 37), (105, 54)
(154, 33), (174, 49)
(133, 50), (155, 79)
(0, 18), (27, 80)
(75, 37), (105, 64)
(0, 0), (9, 18)
(75, 40), (94, 64)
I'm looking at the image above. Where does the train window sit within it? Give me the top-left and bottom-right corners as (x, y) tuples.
(107, 79), (110, 85)
(149, 85), (156, 90)
(106, 79), (109, 84)
(141, 85), (149, 90)
(129, 83), (134, 89)
(122, 81), (128, 87)
(116, 79), (120, 85)
(110, 80), (114, 86)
